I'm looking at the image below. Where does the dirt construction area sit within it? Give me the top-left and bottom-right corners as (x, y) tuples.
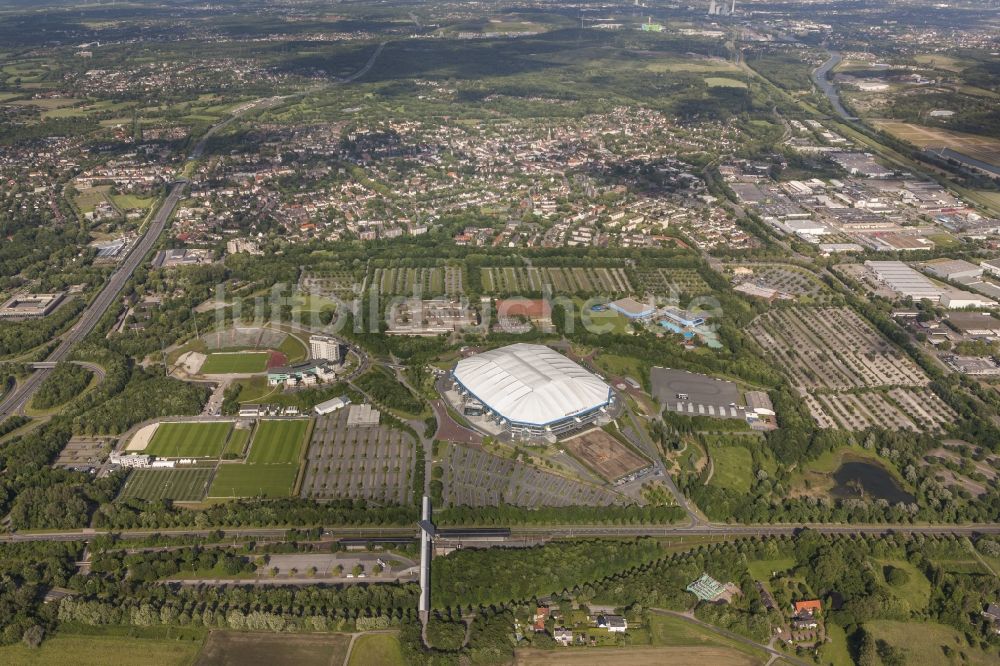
(561, 429), (649, 482)
(515, 647), (762, 666)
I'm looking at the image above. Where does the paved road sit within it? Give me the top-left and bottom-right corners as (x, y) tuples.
(0, 95), (288, 421)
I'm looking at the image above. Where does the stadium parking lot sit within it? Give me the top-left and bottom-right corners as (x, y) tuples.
(301, 409), (416, 504)
(443, 444), (624, 507)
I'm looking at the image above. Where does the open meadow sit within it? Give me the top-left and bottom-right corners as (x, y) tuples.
(195, 631), (351, 666)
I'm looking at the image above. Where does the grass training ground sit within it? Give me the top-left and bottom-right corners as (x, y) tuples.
(207, 419), (309, 498)
(118, 468), (215, 502)
(144, 422), (233, 458)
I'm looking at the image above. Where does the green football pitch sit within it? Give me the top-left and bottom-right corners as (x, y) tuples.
(248, 419), (309, 464)
(200, 352), (270, 374)
(119, 467), (215, 502)
(145, 422), (233, 458)
(208, 463), (298, 498)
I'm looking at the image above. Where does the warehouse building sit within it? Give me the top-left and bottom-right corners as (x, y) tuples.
(865, 260), (943, 302)
(922, 258), (983, 281)
(451, 343), (614, 441)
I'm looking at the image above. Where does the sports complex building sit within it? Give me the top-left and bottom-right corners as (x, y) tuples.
(450, 343), (614, 441)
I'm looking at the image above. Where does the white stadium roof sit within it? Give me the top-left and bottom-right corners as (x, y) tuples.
(453, 343), (611, 426)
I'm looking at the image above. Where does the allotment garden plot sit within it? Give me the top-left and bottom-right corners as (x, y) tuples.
(442, 444), (625, 507)
(370, 265), (463, 296)
(631, 267), (711, 296)
(300, 408), (416, 504)
(748, 306), (955, 432)
(481, 265), (632, 296)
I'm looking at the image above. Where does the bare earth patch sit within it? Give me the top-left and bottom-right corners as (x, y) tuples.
(175, 351), (206, 376)
(126, 423), (160, 452)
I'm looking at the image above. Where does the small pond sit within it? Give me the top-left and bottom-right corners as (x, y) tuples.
(830, 460), (915, 504)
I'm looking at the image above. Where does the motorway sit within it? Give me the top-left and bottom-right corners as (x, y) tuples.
(0, 50), (384, 420)
(0, 181), (187, 419)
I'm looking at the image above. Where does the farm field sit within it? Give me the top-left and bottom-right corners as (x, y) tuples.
(561, 429), (649, 482)
(144, 422), (233, 458)
(648, 613), (767, 660)
(248, 419), (309, 464)
(443, 444), (624, 507)
(118, 467), (215, 502)
(516, 646), (762, 666)
(481, 265), (632, 296)
(346, 633), (404, 666)
(301, 409), (416, 504)
(871, 119), (1000, 166)
(0, 634), (202, 666)
(208, 463), (298, 498)
(199, 351), (270, 374)
(196, 631), (351, 666)
(863, 620), (1000, 666)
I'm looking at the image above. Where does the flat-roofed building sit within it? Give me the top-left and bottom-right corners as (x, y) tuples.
(0, 292), (65, 318)
(946, 312), (1000, 337)
(865, 260), (943, 302)
(309, 334), (341, 362)
(346, 403), (380, 427)
(609, 297), (656, 320)
(923, 258), (983, 281)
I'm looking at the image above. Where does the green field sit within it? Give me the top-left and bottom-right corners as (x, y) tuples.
(708, 444), (754, 493)
(208, 463), (298, 498)
(200, 352), (270, 374)
(647, 612), (768, 661)
(223, 428), (251, 457)
(875, 559), (931, 611)
(746, 557), (795, 580)
(119, 467), (215, 502)
(196, 630), (350, 666)
(818, 623), (853, 666)
(145, 422), (233, 458)
(248, 419), (309, 464)
(864, 620), (1000, 666)
(347, 633), (405, 666)
(705, 77), (748, 89)
(0, 633), (201, 666)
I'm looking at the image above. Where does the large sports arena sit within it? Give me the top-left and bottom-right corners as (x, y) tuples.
(451, 343), (614, 441)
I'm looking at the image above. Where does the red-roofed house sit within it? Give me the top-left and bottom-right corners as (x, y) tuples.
(793, 600), (822, 614)
(532, 606), (550, 632)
